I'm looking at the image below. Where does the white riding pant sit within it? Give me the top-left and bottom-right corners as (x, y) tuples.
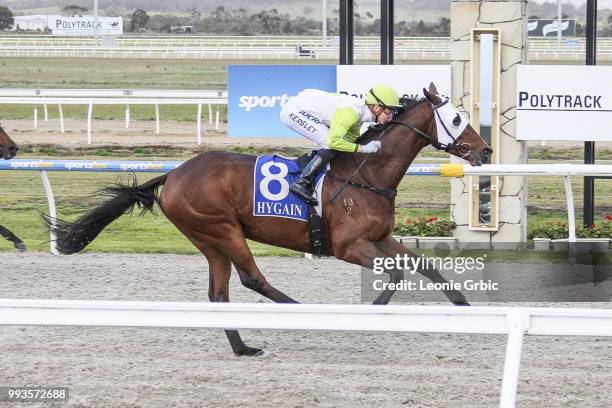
(280, 99), (329, 148)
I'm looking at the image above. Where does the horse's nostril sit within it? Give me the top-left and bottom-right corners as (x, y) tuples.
(9, 145), (17, 153)
(480, 148), (492, 164)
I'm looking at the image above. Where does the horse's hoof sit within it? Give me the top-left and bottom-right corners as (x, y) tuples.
(14, 243), (27, 252)
(454, 301), (471, 306)
(235, 346), (265, 357)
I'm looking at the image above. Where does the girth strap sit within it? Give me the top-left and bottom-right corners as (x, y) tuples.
(327, 173), (397, 199)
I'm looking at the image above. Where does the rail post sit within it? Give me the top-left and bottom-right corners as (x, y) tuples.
(155, 104), (160, 134)
(87, 100), (93, 145)
(58, 104), (64, 133)
(40, 171), (58, 255)
(196, 100), (202, 145)
(125, 100), (130, 129)
(500, 310), (527, 408)
(564, 175), (577, 260)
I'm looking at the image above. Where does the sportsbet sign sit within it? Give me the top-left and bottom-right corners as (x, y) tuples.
(516, 65), (612, 141)
(228, 65), (337, 137)
(228, 65), (450, 138)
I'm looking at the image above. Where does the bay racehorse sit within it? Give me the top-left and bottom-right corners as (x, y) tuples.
(47, 83), (492, 356)
(0, 123), (26, 251)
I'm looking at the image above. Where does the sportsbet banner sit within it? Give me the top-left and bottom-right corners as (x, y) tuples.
(228, 65), (336, 137)
(228, 65), (450, 137)
(335, 65), (450, 102)
(516, 65), (612, 141)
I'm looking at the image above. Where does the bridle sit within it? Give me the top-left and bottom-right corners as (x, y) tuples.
(329, 94), (474, 203)
(389, 98), (472, 158)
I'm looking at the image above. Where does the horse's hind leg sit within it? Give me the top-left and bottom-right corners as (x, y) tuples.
(222, 235), (298, 304)
(203, 246), (264, 356)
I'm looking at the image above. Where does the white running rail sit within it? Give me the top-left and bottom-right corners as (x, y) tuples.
(0, 299), (610, 408)
(2, 161), (611, 253)
(0, 89), (228, 144)
(2, 36), (612, 61)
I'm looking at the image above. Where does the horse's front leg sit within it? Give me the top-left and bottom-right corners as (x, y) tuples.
(374, 236), (469, 306)
(334, 238), (405, 305)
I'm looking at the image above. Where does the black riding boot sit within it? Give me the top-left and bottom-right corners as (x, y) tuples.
(290, 149), (336, 206)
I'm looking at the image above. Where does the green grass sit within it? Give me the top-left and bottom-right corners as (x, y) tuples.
(0, 57), (455, 122)
(1, 153), (610, 256)
(0, 58), (232, 89)
(1, 57), (610, 256)
(0, 57), (290, 122)
(0, 99), (230, 123)
(0, 165), (299, 256)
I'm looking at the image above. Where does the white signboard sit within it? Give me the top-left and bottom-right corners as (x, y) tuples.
(336, 65), (451, 102)
(516, 65), (612, 141)
(51, 15), (123, 36)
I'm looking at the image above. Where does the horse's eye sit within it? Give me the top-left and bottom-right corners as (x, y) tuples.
(452, 114), (461, 127)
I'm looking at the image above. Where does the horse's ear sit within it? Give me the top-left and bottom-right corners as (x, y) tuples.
(429, 82), (439, 96)
(423, 87), (432, 101)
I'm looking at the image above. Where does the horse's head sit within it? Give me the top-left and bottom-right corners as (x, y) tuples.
(422, 82), (492, 166)
(0, 123), (18, 160)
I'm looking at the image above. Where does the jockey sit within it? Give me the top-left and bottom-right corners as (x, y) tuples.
(280, 84), (402, 205)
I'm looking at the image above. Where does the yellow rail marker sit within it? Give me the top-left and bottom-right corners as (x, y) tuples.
(440, 164), (464, 177)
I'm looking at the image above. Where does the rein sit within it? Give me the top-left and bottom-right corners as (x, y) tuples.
(329, 99), (459, 203)
(328, 123), (390, 203)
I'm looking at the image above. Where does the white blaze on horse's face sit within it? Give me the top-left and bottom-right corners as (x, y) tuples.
(433, 97), (469, 146)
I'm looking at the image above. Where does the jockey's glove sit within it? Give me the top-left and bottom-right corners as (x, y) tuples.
(359, 141), (382, 154)
(359, 122), (383, 136)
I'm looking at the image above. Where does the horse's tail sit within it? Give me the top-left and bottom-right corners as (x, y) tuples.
(44, 174), (168, 255)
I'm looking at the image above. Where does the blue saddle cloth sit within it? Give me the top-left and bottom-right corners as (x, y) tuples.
(253, 154), (326, 222)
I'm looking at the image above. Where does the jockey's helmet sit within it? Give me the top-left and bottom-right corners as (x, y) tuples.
(365, 85), (402, 109)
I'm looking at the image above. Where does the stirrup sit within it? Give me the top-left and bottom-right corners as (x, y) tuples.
(290, 183), (318, 205)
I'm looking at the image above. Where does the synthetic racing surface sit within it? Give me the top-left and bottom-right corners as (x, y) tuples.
(1, 253), (610, 407)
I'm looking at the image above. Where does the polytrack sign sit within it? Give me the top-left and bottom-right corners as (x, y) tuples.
(228, 65), (451, 138)
(51, 15), (123, 36)
(516, 65), (612, 141)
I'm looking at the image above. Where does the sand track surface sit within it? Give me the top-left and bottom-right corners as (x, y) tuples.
(0, 253), (610, 407)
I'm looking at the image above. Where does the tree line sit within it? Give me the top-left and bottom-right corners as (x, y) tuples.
(136, 7), (450, 36)
(3, 4), (612, 37)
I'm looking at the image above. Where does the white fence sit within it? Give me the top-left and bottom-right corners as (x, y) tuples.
(1, 35), (610, 61)
(0, 89), (228, 144)
(0, 299), (610, 407)
(1, 160), (611, 254)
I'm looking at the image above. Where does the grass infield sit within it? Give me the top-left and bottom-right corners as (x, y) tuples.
(1, 151), (610, 258)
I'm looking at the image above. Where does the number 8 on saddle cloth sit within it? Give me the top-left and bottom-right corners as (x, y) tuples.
(253, 154), (326, 222)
